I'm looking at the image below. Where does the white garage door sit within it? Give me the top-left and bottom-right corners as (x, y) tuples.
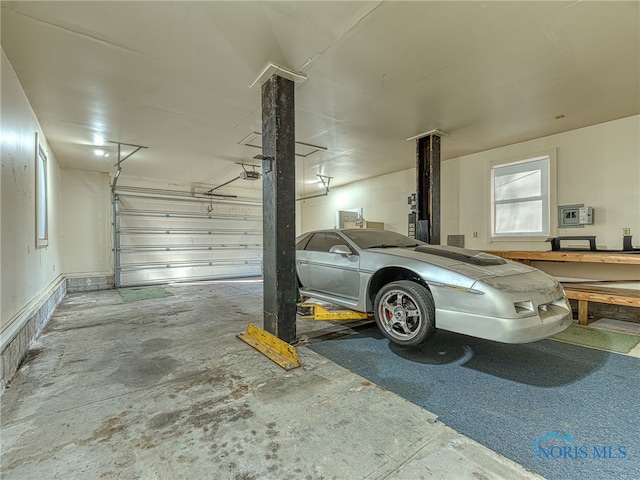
(113, 187), (262, 287)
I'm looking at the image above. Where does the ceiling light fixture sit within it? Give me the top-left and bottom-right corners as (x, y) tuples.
(406, 129), (450, 141)
(93, 133), (106, 146)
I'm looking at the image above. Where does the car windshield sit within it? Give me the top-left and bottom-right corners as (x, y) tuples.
(342, 229), (425, 249)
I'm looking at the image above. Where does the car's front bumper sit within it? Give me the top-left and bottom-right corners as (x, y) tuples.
(435, 298), (573, 344)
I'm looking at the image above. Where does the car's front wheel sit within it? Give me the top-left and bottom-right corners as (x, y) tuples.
(374, 280), (436, 347)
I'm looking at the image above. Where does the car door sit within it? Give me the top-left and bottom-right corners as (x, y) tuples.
(297, 232), (360, 300)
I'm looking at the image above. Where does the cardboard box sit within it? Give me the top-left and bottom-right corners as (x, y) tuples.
(344, 221), (385, 229)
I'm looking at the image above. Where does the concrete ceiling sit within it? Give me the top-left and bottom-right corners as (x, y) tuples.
(2, 1), (638, 194)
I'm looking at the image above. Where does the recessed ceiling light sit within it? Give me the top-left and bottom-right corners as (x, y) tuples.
(94, 149), (109, 157)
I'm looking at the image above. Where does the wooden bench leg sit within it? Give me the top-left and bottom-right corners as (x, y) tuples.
(578, 300), (588, 325)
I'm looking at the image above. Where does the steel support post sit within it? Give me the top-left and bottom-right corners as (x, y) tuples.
(261, 74), (297, 343)
(415, 134), (441, 244)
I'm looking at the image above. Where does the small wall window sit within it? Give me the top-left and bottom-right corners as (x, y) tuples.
(491, 155), (550, 238)
(36, 133), (48, 247)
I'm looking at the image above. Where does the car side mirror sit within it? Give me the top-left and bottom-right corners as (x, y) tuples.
(329, 244), (352, 255)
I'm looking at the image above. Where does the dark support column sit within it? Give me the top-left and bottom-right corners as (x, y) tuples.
(261, 74), (297, 343)
(415, 134), (441, 244)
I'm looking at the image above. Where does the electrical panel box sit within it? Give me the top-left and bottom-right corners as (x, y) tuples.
(408, 193), (417, 238)
(579, 206), (593, 225)
(558, 204), (593, 228)
(408, 212), (416, 238)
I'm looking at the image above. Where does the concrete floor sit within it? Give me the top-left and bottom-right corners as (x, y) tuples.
(0, 280), (545, 479)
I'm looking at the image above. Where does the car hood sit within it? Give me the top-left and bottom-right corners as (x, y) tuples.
(367, 245), (535, 280)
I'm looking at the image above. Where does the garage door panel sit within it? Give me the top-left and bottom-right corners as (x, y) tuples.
(119, 264), (260, 286)
(120, 249), (261, 264)
(119, 217), (261, 232)
(114, 190), (262, 286)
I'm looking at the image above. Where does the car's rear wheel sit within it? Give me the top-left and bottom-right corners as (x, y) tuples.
(374, 280), (436, 347)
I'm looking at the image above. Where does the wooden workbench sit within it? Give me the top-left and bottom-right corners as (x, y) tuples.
(488, 250), (640, 266)
(562, 282), (640, 324)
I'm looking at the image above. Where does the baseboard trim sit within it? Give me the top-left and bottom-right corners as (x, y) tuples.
(66, 275), (114, 293)
(1, 276), (66, 390)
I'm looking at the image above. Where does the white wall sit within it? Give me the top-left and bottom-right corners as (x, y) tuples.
(452, 115), (640, 252)
(299, 115), (639, 269)
(299, 169), (416, 234)
(1, 49), (63, 336)
(60, 169), (112, 276)
(299, 153), (473, 240)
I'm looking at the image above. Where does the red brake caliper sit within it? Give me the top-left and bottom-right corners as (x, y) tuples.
(386, 295), (395, 320)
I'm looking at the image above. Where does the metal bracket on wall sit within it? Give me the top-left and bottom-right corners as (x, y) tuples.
(253, 154), (273, 174)
(109, 141), (148, 192)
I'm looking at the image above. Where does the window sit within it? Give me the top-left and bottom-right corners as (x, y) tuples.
(491, 155), (550, 238)
(35, 133), (48, 247)
(343, 229), (423, 249)
(304, 232), (346, 252)
(296, 233), (312, 250)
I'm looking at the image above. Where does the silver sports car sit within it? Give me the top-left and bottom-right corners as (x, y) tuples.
(295, 229), (573, 346)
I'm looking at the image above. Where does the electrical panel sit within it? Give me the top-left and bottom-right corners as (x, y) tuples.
(578, 206), (593, 225)
(558, 204), (594, 228)
(408, 194), (417, 238)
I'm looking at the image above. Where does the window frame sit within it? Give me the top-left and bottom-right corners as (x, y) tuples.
(487, 149), (557, 242)
(35, 132), (49, 248)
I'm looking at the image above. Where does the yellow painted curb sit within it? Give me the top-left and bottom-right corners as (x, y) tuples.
(237, 323), (301, 370)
